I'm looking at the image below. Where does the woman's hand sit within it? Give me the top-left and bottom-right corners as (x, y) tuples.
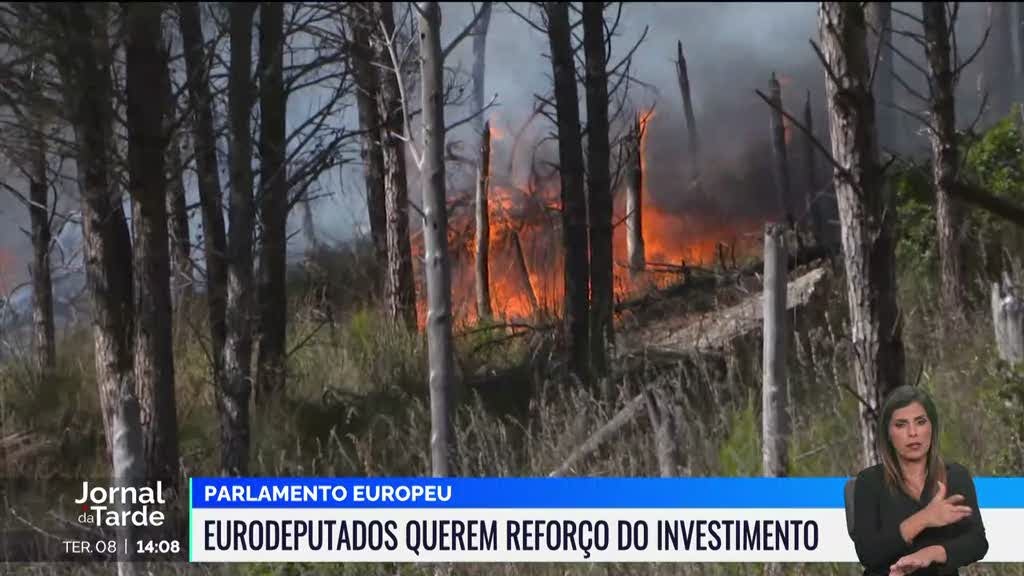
(922, 481), (973, 528)
(889, 546), (946, 576)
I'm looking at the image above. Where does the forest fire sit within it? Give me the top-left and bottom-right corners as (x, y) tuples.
(414, 113), (763, 329)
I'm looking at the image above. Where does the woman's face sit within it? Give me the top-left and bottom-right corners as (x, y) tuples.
(888, 401), (932, 463)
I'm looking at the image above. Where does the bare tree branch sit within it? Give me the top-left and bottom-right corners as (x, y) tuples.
(445, 92), (499, 134)
(891, 6), (924, 25)
(441, 2), (492, 59)
(378, 18), (424, 169)
(502, 2), (547, 35)
(606, 24), (648, 77)
(810, 39), (843, 89)
(754, 88), (850, 184)
(953, 25), (989, 79)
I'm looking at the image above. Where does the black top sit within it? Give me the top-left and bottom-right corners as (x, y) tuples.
(853, 462), (988, 576)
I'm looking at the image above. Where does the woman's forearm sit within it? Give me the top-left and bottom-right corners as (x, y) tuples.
(899, 510), (932, 544)
(924, 544), (948, 565)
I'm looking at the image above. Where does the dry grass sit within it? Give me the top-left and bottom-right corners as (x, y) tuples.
(1, 249), (1022, 576)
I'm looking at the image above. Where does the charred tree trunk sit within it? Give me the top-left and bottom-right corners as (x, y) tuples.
(49, 6), (144, 570)
(675, 41), (700, 191)
(762, 223), (788, 478)
(473, 4), (493, 321)
(377, 1), (417, 330)
(625, 115), (645, 276)
(301, 199), (318, 253)
(475, 122), (492, 320)
(28, 136), (55, 377)
(471, 2), (491, 138)
(986, 2), (1014, 124)
(54, 0), (143, 472)
(923, 2), (966, 326)
(162, 54), (192, 305)
(125, 2), (179, 488)
(583, 2), (612, 382)
(222, 1), (256, 475)
(178, 0), (228, 429)
(256, 1), (288, 402)
(769, 73), (792, 220)
(546, 1), (591, 385)
(1017, 3), (1024, 100)
(166, 130), (192, 303)
(819, 2), (905, 468)
(348, 3), (388, 290)
(866, 2), (897, 152)
(417, 1), (456, 477)
(802, 90), (827, 247)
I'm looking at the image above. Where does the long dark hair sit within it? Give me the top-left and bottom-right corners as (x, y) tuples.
(877, 385), (947, 496)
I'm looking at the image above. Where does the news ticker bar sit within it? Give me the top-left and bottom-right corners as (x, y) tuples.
(190, 477), (1024, 508)
(186, 477), (1024, 563)
(3, 477), (1020, 563)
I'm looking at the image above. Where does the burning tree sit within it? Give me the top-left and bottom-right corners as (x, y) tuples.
(623, 111), (648, 279)
(472, 4), (493, 322)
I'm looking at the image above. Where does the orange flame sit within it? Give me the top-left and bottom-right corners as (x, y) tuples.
(412, 112), (763, 329)
(489, 120), (507, 142)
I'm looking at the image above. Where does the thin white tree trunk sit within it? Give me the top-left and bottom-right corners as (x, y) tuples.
(418, 1), (457, 477)
(762, 223), (788, 478)
(769, 73), (791, 219)
(992, 278), (1024, 363)
(472, 9), (493, 320)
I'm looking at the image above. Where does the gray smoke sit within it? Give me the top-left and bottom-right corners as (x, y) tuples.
(0, 2), (999, 298)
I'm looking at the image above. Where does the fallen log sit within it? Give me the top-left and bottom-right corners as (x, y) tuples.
(549, 391), (647, 477)
(614, 242), (830, 314)
(632, 265), (829, 355)
(553, 264), (830, 476)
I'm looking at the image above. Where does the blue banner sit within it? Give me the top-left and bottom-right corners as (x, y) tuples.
(190, 477), (1024, 509)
